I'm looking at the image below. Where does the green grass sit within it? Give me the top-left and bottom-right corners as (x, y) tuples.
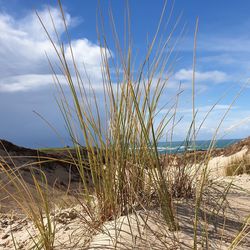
(39, 147), (72, 151)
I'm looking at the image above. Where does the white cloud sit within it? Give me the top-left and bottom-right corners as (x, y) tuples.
(178, 104), (236, 114)
(0, 74), (54, 92)
(201, 54), (237, 65)
(180, 35), (250, 53)
(174, 69), (228, 84)
(0, 7), (105, 92)
(167, 107), (250, 140)
(0, 73), (107, 93)
(198, 36), (250, 53)
(18, 7), (71, 41)
(65, 39), (103, 66)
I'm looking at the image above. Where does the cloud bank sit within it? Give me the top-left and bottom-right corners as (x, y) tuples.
(0, 7), (104, 92)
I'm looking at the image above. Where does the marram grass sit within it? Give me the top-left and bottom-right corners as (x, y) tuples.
(39, 0), (181, 230)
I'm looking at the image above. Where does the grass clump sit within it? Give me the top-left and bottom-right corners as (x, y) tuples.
(37, 0), (183, 231)
(225, 155), (250, 176)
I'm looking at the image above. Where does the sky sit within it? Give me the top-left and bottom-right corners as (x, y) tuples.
(1, 0), (250, 148)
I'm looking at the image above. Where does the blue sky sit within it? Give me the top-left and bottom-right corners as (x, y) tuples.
(0, 0), (250, 148)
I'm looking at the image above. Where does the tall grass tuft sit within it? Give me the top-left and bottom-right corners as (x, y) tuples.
(36, 0), (186, 231)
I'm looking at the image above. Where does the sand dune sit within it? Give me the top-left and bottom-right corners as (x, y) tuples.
(0, 139), (249, 249)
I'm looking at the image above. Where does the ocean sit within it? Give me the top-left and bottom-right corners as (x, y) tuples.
(157, 139), (241, 154)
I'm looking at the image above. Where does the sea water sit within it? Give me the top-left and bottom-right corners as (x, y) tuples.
(157, 139), (241, 154)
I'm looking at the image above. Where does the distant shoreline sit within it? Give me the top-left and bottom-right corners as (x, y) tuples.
(0, 138), (243, 155)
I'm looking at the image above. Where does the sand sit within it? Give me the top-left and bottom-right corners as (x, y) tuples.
(0, 139), (250, 249)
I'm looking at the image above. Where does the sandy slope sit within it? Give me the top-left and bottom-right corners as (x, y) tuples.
(0, 139), (249, 249)
(0, 174), (249, 249)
